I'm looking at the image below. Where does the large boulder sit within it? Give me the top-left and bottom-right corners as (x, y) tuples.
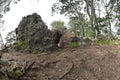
(58, 29), (75, 47)
(58, 29), (92, 48)
(16, 13), (55, 52)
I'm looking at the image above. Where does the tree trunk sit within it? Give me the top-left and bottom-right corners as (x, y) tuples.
(85, 0), (101, 38)
(0, 33), (5, 49)
(84, 0), (96, 38)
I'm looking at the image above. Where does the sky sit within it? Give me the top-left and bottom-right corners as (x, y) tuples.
(1, 0), (69, 40)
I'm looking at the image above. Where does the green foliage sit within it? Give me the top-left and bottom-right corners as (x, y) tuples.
(0, 0), (21, 18)
(97, 39), (110, 45)
(68, 18), (80, 36)
(50, 20), (66, 30)
(65, 42), (79, 48)
(96, 39), (120, 45)
(52, 0), (84, 17)
(9, 64), (23, 78)
(117, 28), (120, 35)
(85, 28), (94, 38)
(109, 40), (120, 45)
(15, 40), (26, 50)
(5, 30), (16, 45)
(52, 0), (120, 39)
(68, 17), (88, 37)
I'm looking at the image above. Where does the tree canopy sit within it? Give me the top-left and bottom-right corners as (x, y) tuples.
(50, 20), (66, 31)
(52, 0), (120, 39)
(0, 0), (21, 17)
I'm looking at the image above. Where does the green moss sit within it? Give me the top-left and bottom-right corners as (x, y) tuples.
(65, 42), (79, 48)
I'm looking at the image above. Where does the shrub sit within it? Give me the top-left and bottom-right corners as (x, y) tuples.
(14, 40), (26, 50)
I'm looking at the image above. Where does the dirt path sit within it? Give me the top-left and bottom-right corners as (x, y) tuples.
(1, 45), (120, 80)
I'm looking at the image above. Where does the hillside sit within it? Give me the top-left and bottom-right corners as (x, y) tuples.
(1, 45), (120, 80)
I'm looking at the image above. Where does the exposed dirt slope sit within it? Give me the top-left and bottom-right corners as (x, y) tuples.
(1, 45), (120, 80)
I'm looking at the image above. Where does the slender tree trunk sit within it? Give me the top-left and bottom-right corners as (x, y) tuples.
(85, 0), (101, 38)
(78, 15), (85, 37)
(93, 9), (100, 36)
(81, 24), (85, 37)
(0, 33), (4, 49)
(107, 12), (114, 40)
(84, 0), (96, 38)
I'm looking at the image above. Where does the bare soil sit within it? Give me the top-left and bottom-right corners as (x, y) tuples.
(1, 45), (120, 80)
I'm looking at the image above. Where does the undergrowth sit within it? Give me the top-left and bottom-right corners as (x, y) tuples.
(97, 39), (120, 45)
(65, 42), (79, 48)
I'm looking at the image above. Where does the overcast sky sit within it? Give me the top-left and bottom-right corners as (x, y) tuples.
(1, 0), (69, 40)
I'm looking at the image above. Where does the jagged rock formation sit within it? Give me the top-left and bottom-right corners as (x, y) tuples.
(16, 13), (55, 52)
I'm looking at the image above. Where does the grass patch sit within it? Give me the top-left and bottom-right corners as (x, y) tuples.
(65, 42), (79, 48)
(109, 40), (120, 45)
(97, 39), (110, 45)
(96, 39), (120, 46)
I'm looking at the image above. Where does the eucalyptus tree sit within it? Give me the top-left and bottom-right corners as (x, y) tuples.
(52, 0), (88, 37)
(0, 0), (20, 49)
(68, 18), (80, 36)
(52, 0), (103, 38)
(5, 30), (16, 45)
(100, 0), (116, 39)
(112, 0), (120, 35)
(84, 0), (101, 38)
(68, 16), (91, 37)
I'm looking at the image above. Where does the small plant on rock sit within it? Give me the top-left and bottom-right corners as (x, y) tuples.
(14, 40), (26, 50)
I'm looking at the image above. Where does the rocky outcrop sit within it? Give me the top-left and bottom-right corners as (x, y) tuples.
(16, 13), (55, 52)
